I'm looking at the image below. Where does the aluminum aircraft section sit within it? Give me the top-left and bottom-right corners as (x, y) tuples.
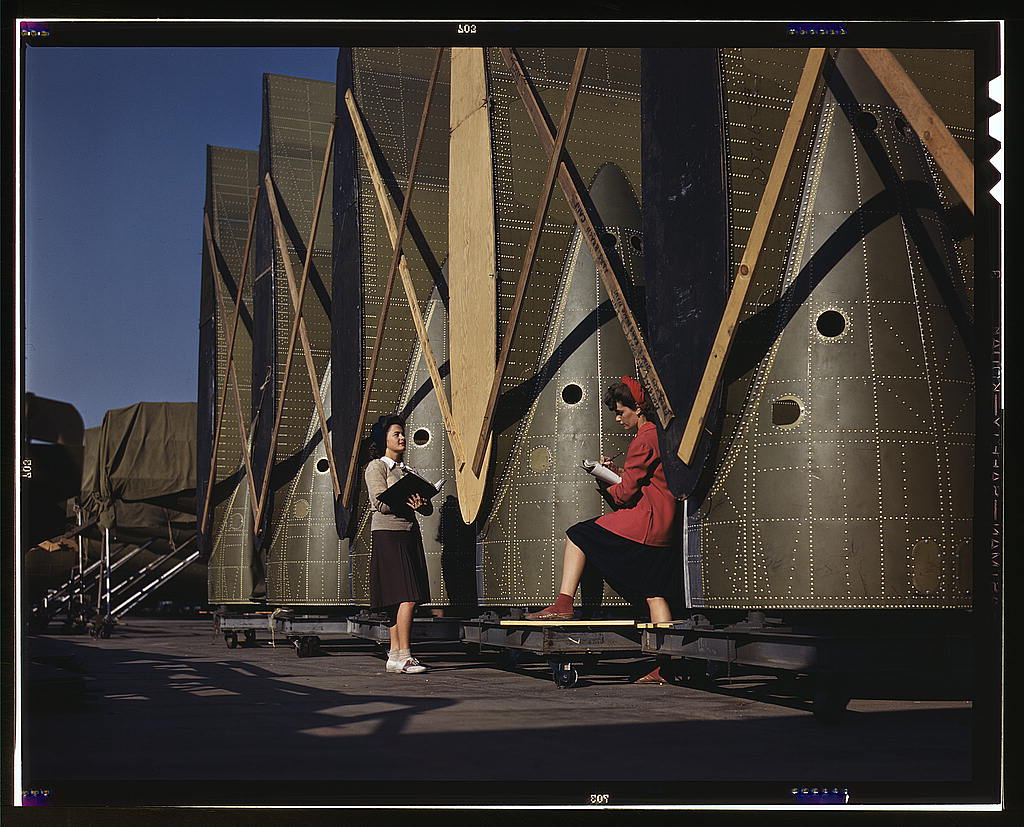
(337, 47), (458, 606)
(199, 145), (259, 605)
(685, 48), (976, 609)
(251, 74), (348, 605)
(479, 48), (645, 606)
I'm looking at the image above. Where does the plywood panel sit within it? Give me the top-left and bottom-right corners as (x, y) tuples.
(448, 47), (496, 523)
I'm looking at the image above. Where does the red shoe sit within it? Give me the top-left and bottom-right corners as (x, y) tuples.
(634, 666), (669, 684)
(525, 606), (574, 620)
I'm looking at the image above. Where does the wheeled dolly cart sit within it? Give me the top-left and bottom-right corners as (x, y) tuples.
(214, 610), (276, 649)
(461, 614), (642, 688)
(638, 611), (971, 723)
(272, 613), (354, 658)
(346, 611), (463, 648)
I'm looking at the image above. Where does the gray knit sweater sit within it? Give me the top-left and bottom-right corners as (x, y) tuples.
(364, 458), (434, 532)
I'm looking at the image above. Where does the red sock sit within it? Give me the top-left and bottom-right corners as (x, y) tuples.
(553, 593), (574, 612)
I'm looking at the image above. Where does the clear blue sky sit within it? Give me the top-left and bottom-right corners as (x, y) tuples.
(23, 47), (338, 429)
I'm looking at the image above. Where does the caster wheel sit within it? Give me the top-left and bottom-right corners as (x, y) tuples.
(550, 662), (579, 689)
(812, 675), (851, 724)
(243, 629), (257, 645)
(99, 624), (112, 639)
(225, 632), (239, 649)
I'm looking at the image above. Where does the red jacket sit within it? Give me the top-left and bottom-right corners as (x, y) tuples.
(595, 421), (677, 547)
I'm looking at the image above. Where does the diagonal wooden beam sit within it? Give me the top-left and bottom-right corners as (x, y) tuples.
(276, 117), (339, 496)
(265, 160), (336, 495)
(340, 49), (445, 508)
(345, 84), (466, 480)
(498, 47), (674, 430)
(200, 201), (260, 537)
(677, 47), (827, 465)
(252, 160), (333, 531)
(470, 47), (589, 478)
(856, 47), (974, 214)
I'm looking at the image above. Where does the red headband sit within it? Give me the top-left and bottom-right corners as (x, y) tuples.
(621, 375), (645, 408)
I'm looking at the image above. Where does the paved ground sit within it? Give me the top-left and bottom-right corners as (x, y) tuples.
(20, 617), (976, 807)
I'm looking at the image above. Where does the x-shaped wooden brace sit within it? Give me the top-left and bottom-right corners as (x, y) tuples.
(497, 47), (675, 436)
(199, 188), (261, 536)
(252, 118), (339, 533)
(340, 47), (450, 509)
(468, 47), (590, 477)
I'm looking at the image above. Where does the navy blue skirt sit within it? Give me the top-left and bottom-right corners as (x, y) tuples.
(566, 519), (681, 602)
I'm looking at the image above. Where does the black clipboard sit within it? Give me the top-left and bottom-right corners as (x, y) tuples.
(376, 468), (443, 510)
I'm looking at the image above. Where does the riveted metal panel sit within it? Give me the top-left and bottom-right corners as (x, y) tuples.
(200, 146), (259, 605)
(689, 48), (975, 609)
(250, 74), (348, 605)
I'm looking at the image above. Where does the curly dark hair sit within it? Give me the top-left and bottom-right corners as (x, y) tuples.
(369, 414), (405, 459)
(603, 381), (656, 420)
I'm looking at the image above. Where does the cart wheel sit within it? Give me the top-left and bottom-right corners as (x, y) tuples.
(812, 675), (851, 724)
(99, 622), (112, 639)
(243, 629), (257, 645)
(225, 632), (239, 649)
(550, 662), (579, 689)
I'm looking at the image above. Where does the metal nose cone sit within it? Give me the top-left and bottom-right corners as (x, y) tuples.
(588, 162), (642, 232)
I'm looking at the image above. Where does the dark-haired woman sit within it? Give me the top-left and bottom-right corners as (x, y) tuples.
(364, 415), (432, 674)
(527, 377), (680, 678)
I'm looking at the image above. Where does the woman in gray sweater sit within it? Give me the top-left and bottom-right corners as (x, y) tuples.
(364, 415), (433, 674)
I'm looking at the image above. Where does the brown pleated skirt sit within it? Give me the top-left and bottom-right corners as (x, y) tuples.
(370, 527), (431, 609)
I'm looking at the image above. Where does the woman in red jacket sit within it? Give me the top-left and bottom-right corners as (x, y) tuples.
(527, 376), (680, 628)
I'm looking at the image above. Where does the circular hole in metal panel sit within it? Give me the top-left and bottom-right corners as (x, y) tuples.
(293, 498), (310, 519)
(316, 458), (330, 473)
(601, 231), (617, 248)
(412, 428), (430, 446)
(630, 235), (643, 253)
(816, 310), (846, 338)
(229, 512), (244, 531)
(772, 397), (803, 427)
(856, 110), (878, 133)
(527, 446), (551, 472)
(561, 384), (583, 405)
(894, 113), (915, 141)
(911, 538), (941, 594)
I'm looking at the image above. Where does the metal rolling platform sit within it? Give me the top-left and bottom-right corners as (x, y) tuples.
(461, 613), (643, 688)
(214, 609), (464, 657)
(638, 611), (972, 722)
(213, 610), (278, 649)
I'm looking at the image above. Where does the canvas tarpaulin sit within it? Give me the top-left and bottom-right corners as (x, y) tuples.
(84, 402), (198, 534)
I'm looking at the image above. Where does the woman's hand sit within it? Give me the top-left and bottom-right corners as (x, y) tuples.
(600, 455), (622, 475)
(406, 492), (426, 510)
